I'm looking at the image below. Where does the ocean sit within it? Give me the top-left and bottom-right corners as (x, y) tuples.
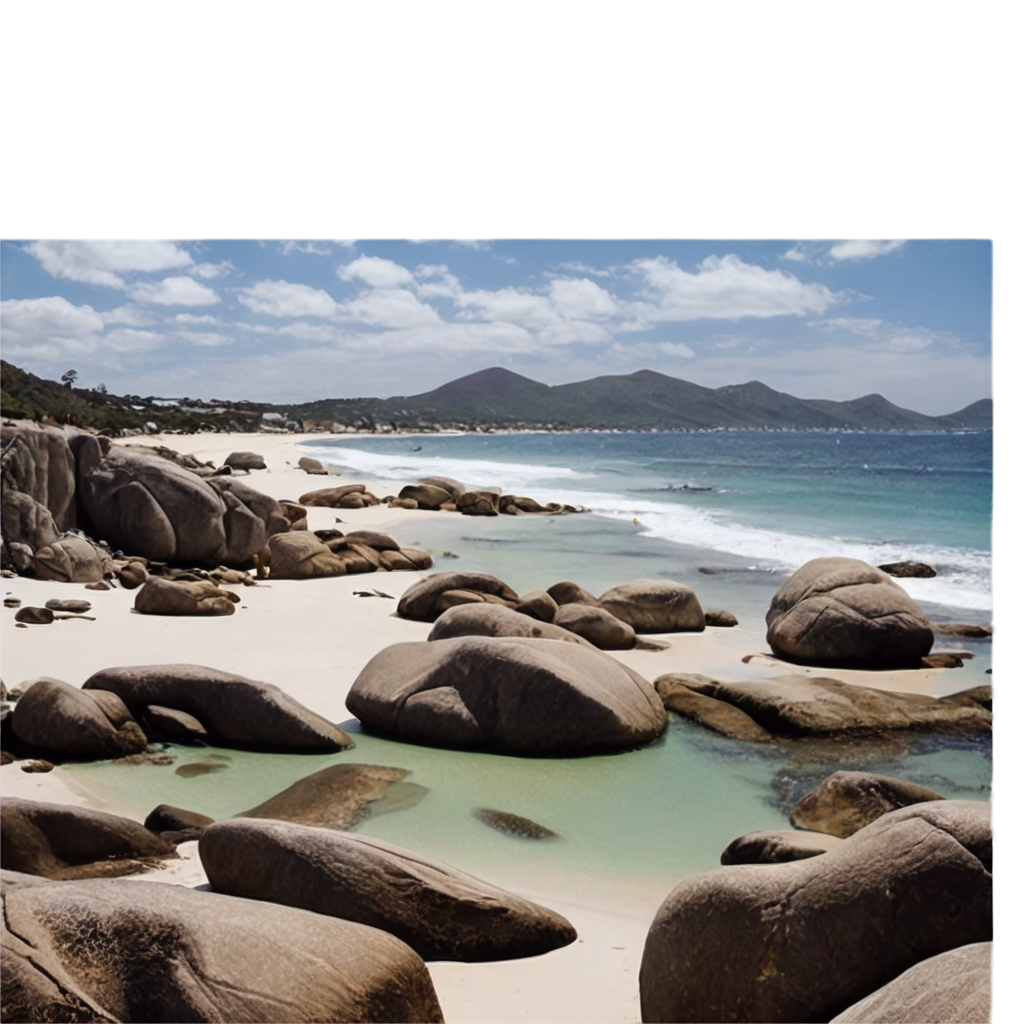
(67, 429), (992, 925)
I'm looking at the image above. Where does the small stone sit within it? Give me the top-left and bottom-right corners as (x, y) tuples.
(4, 597), (22, 608)
(20, 759), (56, 773)
(45, 599), (92, 613)
(86, 580), (112, 591)
(14, 606), (54, 625)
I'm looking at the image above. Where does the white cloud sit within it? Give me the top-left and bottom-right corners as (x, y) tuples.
(338, 255), (416, 289)
(0, 296), (105, 356)
(813, 316), (946, 352)
(548, 278), (618, 319)
(174, 313), (221, 325)
(128, 276), (220, 306)
(338, 288), (443, 329)
(103, 328), (165, 353)
(237, 280), (337, 318)
(612, 340), (696, 360)
(828, 240), (906, 261)
(282, 241), (333, 256)
(558, 261), (612, 277)
(188, 261), (234, 279)
(100, 305), (156, 327)
(629, 254), (840, 322)
(25, 241), (193, 288)
(175, 330), (235, 348)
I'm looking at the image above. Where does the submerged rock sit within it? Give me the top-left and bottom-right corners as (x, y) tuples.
(472, 808), (558, 840)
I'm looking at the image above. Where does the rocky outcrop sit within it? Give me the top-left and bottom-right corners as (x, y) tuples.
(347, 635), (667, 755)
(789, 770), (946, 837)
(1, 422), (77, 533)
(655, 672), (991, 740)
(427, 603), (592, 646)
(1, 799), (176, 879)
(831, 941), (991, 1023)
(397, 571), (520, 622)
(237, 764), (425, 830)
(69, 433), (289, 567)
(33, 534), (114, 583)
(598, 580), (705, 633)
(133, 577), (240, 615)
(199, 818), (577, 961)
(720, 829), (844, 865)
(1, 871), (444, 1023)
(264, 531), (349, 578)
(83, 664), (351, 752)
(10, 679), (148, 761)
(766, 557), (934, 669)
(654, 675), (775, 742)
(639, 800), (992, 1023)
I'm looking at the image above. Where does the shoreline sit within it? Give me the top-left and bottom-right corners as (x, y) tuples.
(0, 429), (991, 1024)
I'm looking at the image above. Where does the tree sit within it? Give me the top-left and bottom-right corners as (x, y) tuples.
(61, 369), (78, 389)
(95, 383), (108, 395)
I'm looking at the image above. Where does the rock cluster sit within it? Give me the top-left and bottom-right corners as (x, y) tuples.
(640, 799), (992, 1022)
(388, 476), (587, 516)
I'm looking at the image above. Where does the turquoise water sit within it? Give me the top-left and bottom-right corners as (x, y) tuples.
(64, 429), (993, 908)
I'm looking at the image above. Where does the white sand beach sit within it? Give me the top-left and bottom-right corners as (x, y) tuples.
(0, 430), (974, 1024)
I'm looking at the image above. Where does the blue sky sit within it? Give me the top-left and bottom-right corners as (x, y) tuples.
(0, 239), (991, 415)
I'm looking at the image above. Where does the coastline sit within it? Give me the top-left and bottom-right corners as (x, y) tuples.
(0, 429), (987, 1024)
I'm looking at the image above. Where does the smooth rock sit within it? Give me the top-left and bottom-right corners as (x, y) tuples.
(11, 679), (148, 760)
(428, 603), (592, 646)
(134, 576), (239, 615)
(830, 941), (991, 1023)
(200, 817), (577, 962)
(397, 571), (520, 622)
(720, 829), (845, 865)
(554, 602), (636, 649)
(655, 674), (775, 742)
(1, 798), (176, 879)
(83, 664), (351, 752)
(766, 556), (934, 669)
(599, 579), (705, 633)
(472, 808), (558, 840)
(639, 800), (992, 1023)
(347, 635), (666, 756)
(1, 872), (444, 1023)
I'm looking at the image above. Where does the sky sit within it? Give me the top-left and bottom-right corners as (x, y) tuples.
(0, 239), (991, 415)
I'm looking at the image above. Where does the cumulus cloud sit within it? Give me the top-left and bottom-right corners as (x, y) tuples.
(237, 280), (337, 318)
(0, 296), (105, 357)
(338, 288), (443, 329)
(26, 241), (193, 288)
(188, 261), (234, 279)
(100, 305), (156, 327)
(282, 241), (333, 256)
(338, 256), (416, 289)
(128, 276), (220, 306)
(629, 254), (839, 322)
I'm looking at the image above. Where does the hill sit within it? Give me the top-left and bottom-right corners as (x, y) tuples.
(1, 360), (991, 435)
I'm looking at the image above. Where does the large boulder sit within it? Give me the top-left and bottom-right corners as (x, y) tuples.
(133, 577), (239, 616)
(1, 872), (443, 1023)
(83, 664), (352, 752)
(200, 817), (577, 962)
(427, 603), (592, 646)
(237, 764), (426, 829)
(766, 557), (935, 669)
(10, 679), (148, 761)
(1, 799), (176, 879)
(789, 770), (946, 838)
(224, 450), (266, 471)
(298, 483), (371, 507)
(397, 571), (520, 622)
(599, 579), (705, 633)
(639, 800), (991, 1023)
(264, 531), (349, 578)
(397, 483), (453, 510)
(347, 635), (667, 755)
(830, 941), (990, 1023)
(1, 491), (60, 567)
(654, 675), (775, 742)
(0, 422), (78, 532)
(69, 434), (288, 567)
(663, 673), (991, 740)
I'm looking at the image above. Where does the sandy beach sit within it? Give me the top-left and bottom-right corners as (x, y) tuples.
(0, 429), (984, 1024)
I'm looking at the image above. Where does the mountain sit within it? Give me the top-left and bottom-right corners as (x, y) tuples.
(1, 360), (991, 434)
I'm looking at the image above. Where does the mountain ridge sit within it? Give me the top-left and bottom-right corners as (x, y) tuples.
(1, 360), (992, 434)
